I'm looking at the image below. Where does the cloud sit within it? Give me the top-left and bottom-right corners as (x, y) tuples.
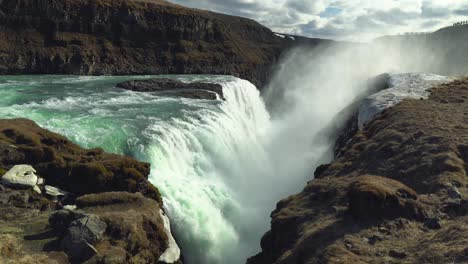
(168, 0), (468, 41)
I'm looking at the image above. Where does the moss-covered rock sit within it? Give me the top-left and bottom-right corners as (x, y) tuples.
(0, 118), (161, 203)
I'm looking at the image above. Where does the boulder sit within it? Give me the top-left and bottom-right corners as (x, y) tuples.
(116, 78), (224, 100)
(61, 214), (107, 261)
(347, 175), (427, 221)
(44, 185), (68, 199)
(1, 165), (39, 188)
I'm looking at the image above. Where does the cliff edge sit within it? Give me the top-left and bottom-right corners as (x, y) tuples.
(248, 78), (468, 263)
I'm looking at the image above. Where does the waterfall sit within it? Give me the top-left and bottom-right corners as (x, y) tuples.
(146, 78), (272, 263)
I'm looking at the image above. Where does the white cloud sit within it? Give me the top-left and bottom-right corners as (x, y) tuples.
(169, 0), (468, 41)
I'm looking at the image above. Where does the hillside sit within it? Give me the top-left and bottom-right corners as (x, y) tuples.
(248, 78), (468, 263)
(0, 0), (330, 87)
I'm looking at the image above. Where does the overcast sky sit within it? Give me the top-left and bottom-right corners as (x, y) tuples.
(169, 0), (468, 41)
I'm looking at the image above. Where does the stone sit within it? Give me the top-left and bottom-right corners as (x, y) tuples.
(32, 185), (42, 194)
(63, 205), (77, 211)
(63, 215), (107, 245)
(441, 199), (468, 217)
(1, 165), (39, 188)
(424, 217), (442, 229)
(389, 249), (407, 259)
(44, 185), (68, 198)
(158, 210), (181, 263)
(447, 187), (462, 199)
(65, 240), (98, 261)
(116, 78), (225, 100)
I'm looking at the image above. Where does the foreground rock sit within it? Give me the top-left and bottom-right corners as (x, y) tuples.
(0, 118), (160, 202)
(248, 78), (468, 264)
(0, 119), (180, 263)
(117, 78), (224, 100)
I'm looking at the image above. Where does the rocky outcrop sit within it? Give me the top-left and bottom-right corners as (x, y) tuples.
(116, 78), (224, 100)
(0, 118), (160, 203)
(0, 118), (179, 263)
(248, 78), (468, 264)
(0, 0), (330, 88)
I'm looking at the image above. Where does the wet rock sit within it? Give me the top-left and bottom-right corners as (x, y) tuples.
(348, 175), (427, 221)
(116, 78), (224, 100)
(1, 165), (39, 188)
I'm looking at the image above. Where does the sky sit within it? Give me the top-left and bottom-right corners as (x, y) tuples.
(169, 0), (468, 41)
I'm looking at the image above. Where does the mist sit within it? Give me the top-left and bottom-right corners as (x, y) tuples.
(149, 31), (468, 264)
(229, 32), (468, 262)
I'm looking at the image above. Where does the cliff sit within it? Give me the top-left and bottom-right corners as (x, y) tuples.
(0, 118), (180, 263)
(0, 0), (328, 87)
(248, 78), (468, 263)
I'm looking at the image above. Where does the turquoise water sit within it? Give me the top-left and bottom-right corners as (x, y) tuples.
(0, 75), (274, 263)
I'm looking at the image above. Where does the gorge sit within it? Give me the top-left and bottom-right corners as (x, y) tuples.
(1, 0), (468, 264)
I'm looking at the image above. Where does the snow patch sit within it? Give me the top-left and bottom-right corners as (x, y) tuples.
(274, 33), (286, 39)
(358, 73), (453, 129)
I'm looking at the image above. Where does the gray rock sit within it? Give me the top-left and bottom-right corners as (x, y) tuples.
(61, 214), (107, 261)
(65, 240), (98, 261)
(1, 165), (39, 188)
(63, 215), (107, 244)
(424, 217), (442, 229)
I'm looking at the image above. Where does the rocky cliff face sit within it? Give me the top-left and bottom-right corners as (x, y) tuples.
(0, 118), (180, 263)
(248, 78), (468, 264)
(0, 0), (321, 87)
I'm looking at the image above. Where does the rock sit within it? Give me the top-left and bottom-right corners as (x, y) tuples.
(347, 175), (427, 221)
(0, 118), (161, 204)
(65, 240), (98, 261)
(44, 185), (68, 198)
(63, 215), (107, 245)
(447, 187), (462, 199)
(32, 185), (42, 194)
(389, 249), (407, 259)
(424, 217), (442, 230)
(116, 78), (224, 100)
(441, 199), (468, 217)
(63, 205), (77, 211)
(60, 214), (106, 261)
(75, 192), (170, 263)
(159, 209), (181, 263)
(49, 209), (87, 234)
(1, 165), (39, 188)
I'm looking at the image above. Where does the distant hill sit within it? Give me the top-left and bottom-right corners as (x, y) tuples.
(374, 24), (468, 76)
